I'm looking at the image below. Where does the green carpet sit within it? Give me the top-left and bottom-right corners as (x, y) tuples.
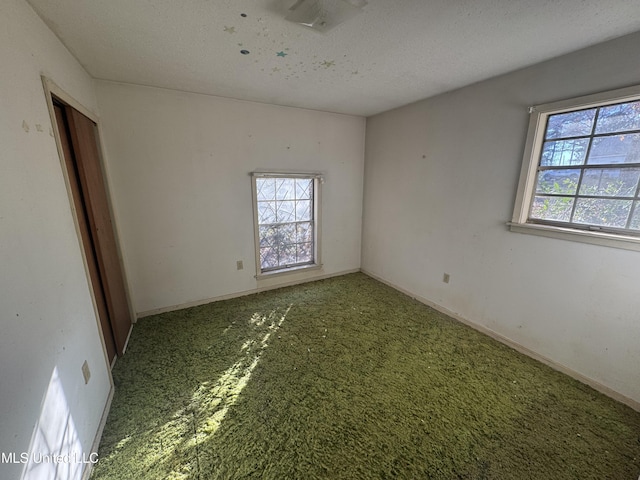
(91, 273), (640, 479)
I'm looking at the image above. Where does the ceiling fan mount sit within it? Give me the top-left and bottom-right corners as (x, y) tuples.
(285, 0), (367, 32)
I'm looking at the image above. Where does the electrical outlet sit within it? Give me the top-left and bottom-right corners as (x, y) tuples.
(443, 273), (450, 284)
(236, 260), (244, 270)
(82, 360), (91, 385)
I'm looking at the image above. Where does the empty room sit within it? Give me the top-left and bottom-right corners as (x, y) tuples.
(2, 0), (640, 478)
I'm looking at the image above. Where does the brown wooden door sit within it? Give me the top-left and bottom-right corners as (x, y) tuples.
(54, 100), (132, 362)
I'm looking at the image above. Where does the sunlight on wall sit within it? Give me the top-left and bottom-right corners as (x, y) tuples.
(21, 367), (92, 480)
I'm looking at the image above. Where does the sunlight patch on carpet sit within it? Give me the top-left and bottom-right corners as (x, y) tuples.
(191, 306), (291, 441)
(90, 305), (291, 479)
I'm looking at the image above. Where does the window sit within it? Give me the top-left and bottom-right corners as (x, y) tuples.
(251, 173), (322, 275)
(511, 84), (640, 250)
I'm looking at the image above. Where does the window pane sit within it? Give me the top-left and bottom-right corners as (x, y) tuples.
(259, 225), (277, 246)
(275, 178), (295, 200)
(297, 242), (313, 263)
(280, 223), (296, 244)
(540, 139), (589, 166)
(573, 198), (632, 227)
(296, 222), (313, 243)
(295, 179), (312, 199)
(257, 201), (276, 224)
(535, 169), (579, 194)
(256, 178), (276, 201)
(280, 244), (297, 265)
(595, 100), (640, 134)
(579, 168), (640, 197)
(587, 133), (640, 165)
(630, 202), (640, 230)
(545, 109), (596, 139)
(260, 246), (278, 269)
(276, 200), (295, 222)
(530, 196), (574, 222)
(295, 200), (312, 221)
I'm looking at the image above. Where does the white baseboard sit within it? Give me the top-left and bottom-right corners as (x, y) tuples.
(137, 268), (361, 319)
(82, 383), (114, 480)
(361, 269), (640, 413)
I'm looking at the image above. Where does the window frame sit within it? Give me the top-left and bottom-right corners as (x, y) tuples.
(251, 172), (323, 278)
(510, 84), (640, 252)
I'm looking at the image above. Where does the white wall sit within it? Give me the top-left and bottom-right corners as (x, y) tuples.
(0, 1), (112, 479)
(363, 32), (640, 406)
(95, 82), (365, 315)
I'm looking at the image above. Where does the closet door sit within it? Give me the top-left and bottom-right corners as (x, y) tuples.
(56, 101), (132, 360)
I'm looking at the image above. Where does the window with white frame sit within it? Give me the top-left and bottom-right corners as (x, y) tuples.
(511, 85), (640, 249)
(252, 173), (321, 275)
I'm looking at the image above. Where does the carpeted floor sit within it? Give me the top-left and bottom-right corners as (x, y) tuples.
(90, 273), (640, 479)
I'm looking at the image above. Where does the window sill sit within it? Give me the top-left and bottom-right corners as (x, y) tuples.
(255, 263), (323, 280)
(508, 222), (640, 252)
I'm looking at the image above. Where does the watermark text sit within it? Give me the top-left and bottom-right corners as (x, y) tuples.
(1, 451), (98, 465)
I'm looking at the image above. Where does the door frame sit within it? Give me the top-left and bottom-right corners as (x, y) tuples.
(41, 76), (135, 366)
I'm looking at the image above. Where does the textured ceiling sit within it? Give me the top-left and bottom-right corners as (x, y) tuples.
(26, 0), (640, 116)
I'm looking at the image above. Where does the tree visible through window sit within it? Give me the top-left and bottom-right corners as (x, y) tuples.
(253, 175), (318, 273)
(516, 92), (640, 236)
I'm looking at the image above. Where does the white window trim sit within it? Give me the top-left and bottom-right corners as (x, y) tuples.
(251, 171), (323, 278)
(510, 83), (640, 251)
